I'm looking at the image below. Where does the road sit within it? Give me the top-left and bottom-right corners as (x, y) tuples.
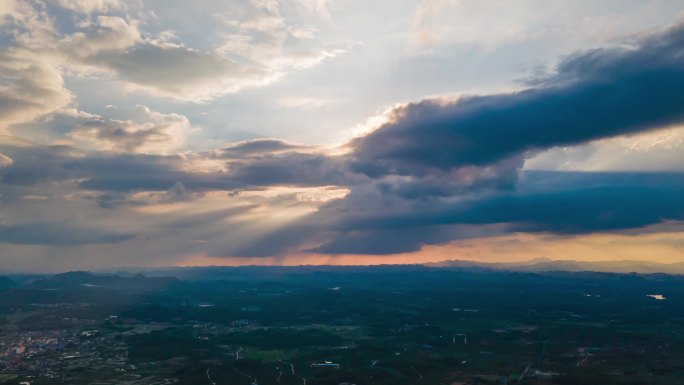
(206, 368), (216, 385)
(537, 339), (549, 363)
(282, 361), (296, 375)
(275, 364), (282, 384)
(232, 363), (257, 385)
(410, 365), (423, 380)
(282, 360), (306, 385)
(518, 363), (531, 383)
(576, 355), (590, 367)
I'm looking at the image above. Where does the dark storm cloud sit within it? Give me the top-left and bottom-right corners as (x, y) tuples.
(335, 172), (684, 232)
(374, 156), (524, 199)
(307, 171), (684, 254)
(455, 183), (684, 234)
(351, 22), (684, 178)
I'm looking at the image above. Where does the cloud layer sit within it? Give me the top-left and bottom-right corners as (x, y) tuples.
(2, 1), (684, 271)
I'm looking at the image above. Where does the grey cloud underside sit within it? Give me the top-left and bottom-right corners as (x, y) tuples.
(0, 140), (355, 246)
(214, 139), (309, 158)
(71, 120), (173, 153)
(197, 170), (684, 257)
(343, 172), (684, 232)
(0, 141), (357, 194)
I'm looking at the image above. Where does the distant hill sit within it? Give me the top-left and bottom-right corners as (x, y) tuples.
(118, 260), (684, 281)
(0, 276), (16, 289)
(123, 265), (409, 281)
(30, 271), (180, 290)
(426, 258), (684, 274)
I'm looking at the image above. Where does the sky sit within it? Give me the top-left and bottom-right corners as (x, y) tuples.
(2, 0), (684, 272)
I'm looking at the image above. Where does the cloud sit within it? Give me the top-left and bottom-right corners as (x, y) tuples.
(214, 1), (343, 72)
(0, 137), (352, 264)
(55, 0), (125, 14)
(56, 15), (271, 101)
(0, 152), (13, 168)
(288, 0), (334, 22)
(0, 137), (355, 194)
(225, 152), (353, 187)
(453, 172), (684, 234)
(408, 0), (674, 53)
(83, 42), (273, 102)
(0, 1), (344, 108)
(0, 48), (73, 132)
(305, 171), (684, 255)
(58, 2), (343, 102)
(0, 3), (72, 132)
(4, 5), (684, 265)
(277, 97), (336, 109)
(214, 138), (308, 158)
(410, 0), (551, 52)
(60, 15), (141, 56)
(70, 106), (193, 154)
(0, 143), (184, 189)
(353, 22), (684, 180)
(162, 181), (191, 203)
(296, 21), (684, 255)
(10, 11), (684, 256)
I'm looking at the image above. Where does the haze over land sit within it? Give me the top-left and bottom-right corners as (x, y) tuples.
(2, 1), (684, 271)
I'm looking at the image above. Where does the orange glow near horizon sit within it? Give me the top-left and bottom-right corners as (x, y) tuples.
(176, 228), (684, 267)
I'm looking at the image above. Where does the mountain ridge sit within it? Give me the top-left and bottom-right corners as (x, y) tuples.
(426, 258), (684, 274)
